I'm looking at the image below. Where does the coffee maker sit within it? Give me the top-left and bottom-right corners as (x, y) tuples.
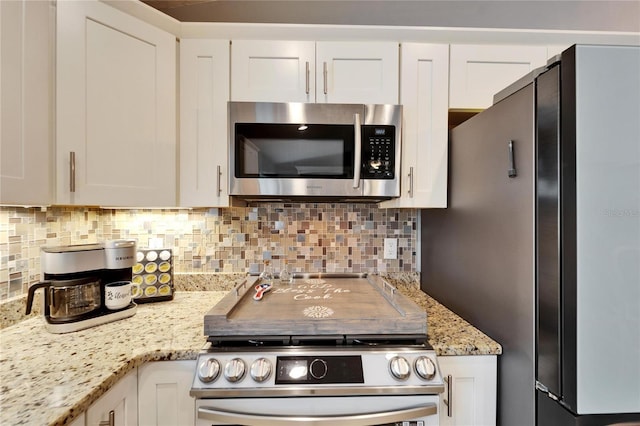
(25, 240), (137, 333)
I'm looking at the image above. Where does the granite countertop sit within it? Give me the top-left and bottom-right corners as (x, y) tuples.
(0, 274), (501, 426)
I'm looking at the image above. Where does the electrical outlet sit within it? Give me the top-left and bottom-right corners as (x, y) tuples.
(383, 238), (398, 260)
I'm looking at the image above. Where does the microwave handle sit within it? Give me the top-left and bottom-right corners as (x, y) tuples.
(353, 113), (362, 189)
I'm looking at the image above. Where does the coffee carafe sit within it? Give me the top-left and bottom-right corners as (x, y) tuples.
(25, 240), (137, 333)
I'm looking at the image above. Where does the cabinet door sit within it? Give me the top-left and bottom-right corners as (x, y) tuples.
(380, 43), (449, 209)
(231, 40), (315, 102)
(449, 44), (547, 109)
(180, 39), (230, 207)
(56, 0), (176, 206)
(316, 41), (399, 104)
(86, 370), (138, 426)
(438, 356), (497, 426)
(138, 361), (196, 426)
(0, 0), (53, 205)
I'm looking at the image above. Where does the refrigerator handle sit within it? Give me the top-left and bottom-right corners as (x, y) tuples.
(508, 140), (517, 178)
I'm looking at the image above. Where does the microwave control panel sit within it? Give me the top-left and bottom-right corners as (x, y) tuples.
(361, 125), (395, 179)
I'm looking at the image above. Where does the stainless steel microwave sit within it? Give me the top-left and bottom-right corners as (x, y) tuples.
(228, 101), (402, 201)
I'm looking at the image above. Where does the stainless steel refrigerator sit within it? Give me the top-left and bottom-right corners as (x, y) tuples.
(421, 44), (640, 425)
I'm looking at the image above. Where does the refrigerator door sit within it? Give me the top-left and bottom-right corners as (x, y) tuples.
(421, 83), (536, 425)
(537, 45), (640, 418)
(565, 45), (640, 415)
(535, 63), (562, 399)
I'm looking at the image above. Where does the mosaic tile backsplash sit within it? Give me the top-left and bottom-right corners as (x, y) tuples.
(0, 204), (417, 301)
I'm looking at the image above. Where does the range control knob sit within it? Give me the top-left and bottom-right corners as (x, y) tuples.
(250, 358), (272, 383)
(224, 358), (246, 383)
(389, 356), (411, 381)
(414, 356), (437, 381)
(197, 358), (220, 383)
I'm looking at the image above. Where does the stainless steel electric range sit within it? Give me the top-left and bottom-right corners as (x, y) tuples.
(190, 274), (444, 426)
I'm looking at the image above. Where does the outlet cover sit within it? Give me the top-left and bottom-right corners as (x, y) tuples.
(383, 238), (398, 260)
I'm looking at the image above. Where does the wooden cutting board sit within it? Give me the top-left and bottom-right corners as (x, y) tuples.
(203, 275), (427, 338)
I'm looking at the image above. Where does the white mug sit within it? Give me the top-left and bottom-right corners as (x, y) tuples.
(105, 281), (132, 310)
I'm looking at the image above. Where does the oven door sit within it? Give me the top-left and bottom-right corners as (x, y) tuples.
(196, 395), (439, 426)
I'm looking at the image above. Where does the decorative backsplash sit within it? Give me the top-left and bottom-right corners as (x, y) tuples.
(0, 204), (417, 301)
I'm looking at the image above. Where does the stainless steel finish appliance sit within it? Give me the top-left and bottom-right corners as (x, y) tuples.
(421, 44), (640, 425)
(191, 274), (443, 426)
(25, 240), (138, 333)
(229, 102), (402, 201)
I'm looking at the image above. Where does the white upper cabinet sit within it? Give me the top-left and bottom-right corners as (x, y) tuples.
(179, 39), (230, 207)
(56, 0), (176, 207)
(316, 41), (399, 104)
(231, 40), (399, 104)
(1, 0), (54, 205)
(449, 44), (548, 109)
(231, 40), (315, 103)
(381, 43), (449, 209)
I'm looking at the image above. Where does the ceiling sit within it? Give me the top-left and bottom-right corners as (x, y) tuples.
(140, 1), (640, 32)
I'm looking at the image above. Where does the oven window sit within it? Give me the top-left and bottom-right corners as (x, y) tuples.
(235, 123), (354, 178)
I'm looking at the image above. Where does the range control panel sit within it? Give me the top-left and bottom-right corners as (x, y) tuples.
(191, 347), (445, 398)
(275, 355), (364, 384)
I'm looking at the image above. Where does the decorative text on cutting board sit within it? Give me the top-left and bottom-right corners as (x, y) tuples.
(272, 282), (351, 301)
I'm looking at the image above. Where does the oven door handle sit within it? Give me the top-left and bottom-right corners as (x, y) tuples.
(197, 403), (437, 426)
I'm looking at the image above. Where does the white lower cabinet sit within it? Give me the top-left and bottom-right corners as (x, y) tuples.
(438, 355), (497, 426)
(86, 370), (138, 426)
(138, 360), (196, 426)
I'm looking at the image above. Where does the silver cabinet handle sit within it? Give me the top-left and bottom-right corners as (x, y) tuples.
(353, 113), (362, 189)
(305, 61), (310, 95)
(98, 410), (115, 426)
(323, 61), (328, 95)
(198, 403), (437, 426)
(408, 166), (414, 198)
(216, 165), (222, 196)
(69, 151), (76, 192)
(443, 374), (453, 417)
(508, 140), (517, 178)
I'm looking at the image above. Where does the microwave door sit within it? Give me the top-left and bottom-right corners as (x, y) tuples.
(231, 124), (363, 198)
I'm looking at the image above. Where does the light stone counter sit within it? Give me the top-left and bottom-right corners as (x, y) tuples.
(0, 291), (226, 426)
(0, 273), (501, 426)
